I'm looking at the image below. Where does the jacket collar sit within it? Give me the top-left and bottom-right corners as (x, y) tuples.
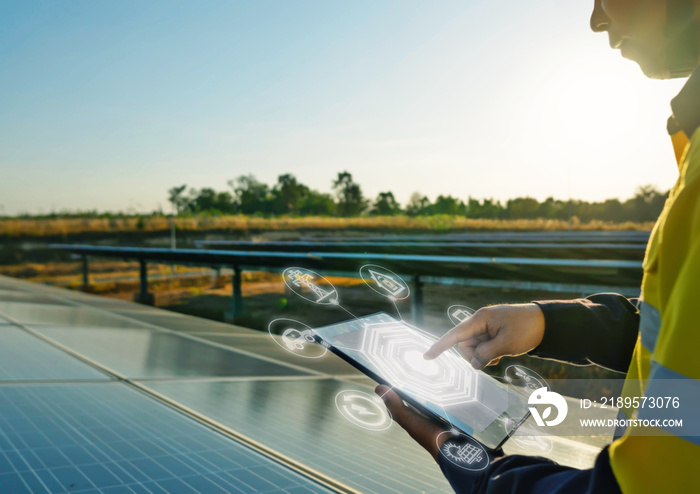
(669, 65), (700, 137)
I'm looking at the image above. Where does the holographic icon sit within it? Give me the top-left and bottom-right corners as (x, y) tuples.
(335, 390), (392, 432)
(281, 327), (315, 352)
(504, 365), (548, 393)
(369, 270), (405, 297)
(359, 321), (477, 407)
(268, 318), (327, 359)
(283, 267), (338, 305)
(504, 418), (553, 453)
(359, 264), (410, 301)
(447, 305), (476, 326)
(437, 432), (490, 471)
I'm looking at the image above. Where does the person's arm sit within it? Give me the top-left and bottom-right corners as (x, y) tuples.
(423, 296), (639, 373)
(377, 386), (622, 494)
(437, 446), (620, 494)
(531, 293), (640, 373)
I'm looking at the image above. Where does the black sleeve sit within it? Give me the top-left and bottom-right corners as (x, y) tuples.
(530, 293), (640, 373)
(438, 446), (621, 494)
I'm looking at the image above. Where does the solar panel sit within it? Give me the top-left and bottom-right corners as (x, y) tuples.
(0, 302), (139, 329)
(112, 310), (253, 335)
(194, 334), (363, 377)
(0, 327), (108, 382)
(0, 383), (334, 493)
(0, 291), (67, 306)
(29, 325), (314, 380)
(142, 379), (453, 494)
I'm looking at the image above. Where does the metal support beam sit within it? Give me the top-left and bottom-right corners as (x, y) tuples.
(227, 265), (243, 321)
(134, 259), (155, 305)
(411, 274), (424, 327)
(233, 266), (243, 317)
(81, 255), (90, 290)
(139, 259), (148, 297)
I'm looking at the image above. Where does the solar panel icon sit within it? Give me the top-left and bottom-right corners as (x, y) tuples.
(439, 434), (490, 471)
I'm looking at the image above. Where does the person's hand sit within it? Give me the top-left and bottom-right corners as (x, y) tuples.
(423, 303), (545, 369)
(375, 385), (449, 461)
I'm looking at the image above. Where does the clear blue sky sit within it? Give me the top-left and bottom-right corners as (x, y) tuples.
(0, 0), (686, 215)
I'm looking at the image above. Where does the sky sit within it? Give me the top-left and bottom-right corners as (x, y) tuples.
(0, 0), (688, 215)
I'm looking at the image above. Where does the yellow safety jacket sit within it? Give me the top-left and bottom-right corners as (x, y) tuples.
(609, 113), (700, 491)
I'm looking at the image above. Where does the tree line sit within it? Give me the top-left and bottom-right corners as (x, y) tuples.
(168, 171), (668, 223)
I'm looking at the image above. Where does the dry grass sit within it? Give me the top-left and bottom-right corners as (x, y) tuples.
(0, 215), (653, 237)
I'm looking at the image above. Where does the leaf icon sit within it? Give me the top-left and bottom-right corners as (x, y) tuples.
(542, 407), (552, 420)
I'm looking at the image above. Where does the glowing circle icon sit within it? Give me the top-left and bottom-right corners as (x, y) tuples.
(335, 390), (392, 432)
(268, 318), (327, 359)
(359, 264), (410, 301)
(437, 432), (490, 472)
(504, 365), (548, 393)
(283, 267), (338, 305)
(447, 305), (476, 326)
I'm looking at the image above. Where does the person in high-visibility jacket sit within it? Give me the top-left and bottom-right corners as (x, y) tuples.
(376, 1), (700, 492)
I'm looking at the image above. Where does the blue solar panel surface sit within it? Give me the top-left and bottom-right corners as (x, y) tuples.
(0, 383), (332, 493)
(0, 280), (338, 493)
(0, 327), (108, 382)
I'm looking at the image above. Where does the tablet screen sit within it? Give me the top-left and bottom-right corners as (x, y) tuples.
(313, 313), (529, 449)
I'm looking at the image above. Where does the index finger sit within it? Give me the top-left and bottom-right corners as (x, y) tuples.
(423, 317), (481, 360)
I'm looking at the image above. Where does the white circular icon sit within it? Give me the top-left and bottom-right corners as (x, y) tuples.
(359, 264), (410, 301)
(334, 390), (392, 432)
(283, 267), (338, 305)
(447, 305), (476, 326)
(268, 318), (327, 359)
(437, 431), (490, 471)
(504, 365), (549, 393)
(504, 418), (553, 454)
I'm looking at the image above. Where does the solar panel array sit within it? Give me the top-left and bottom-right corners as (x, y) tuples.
(0, 274), (605, 493)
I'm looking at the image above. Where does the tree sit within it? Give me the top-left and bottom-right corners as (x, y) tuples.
(228, 175), (272, 215)
(187, 188), (235, 214)
(405, 192), (430, 216)
(467, 197), (505, 219)
(167, 185), (189, 215)
(300, 190), (336, 215)
(602, 198), (625, 223)
(272, 174), (309, 214)
(625, 185), (666, 222)
(332, 171), (367, 216)
(506, 197), (540, 219)
(370, 191), (401, 216)
(428, 195), (467, 216)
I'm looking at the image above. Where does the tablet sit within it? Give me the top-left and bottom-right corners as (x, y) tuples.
(313, 313), (530, 450)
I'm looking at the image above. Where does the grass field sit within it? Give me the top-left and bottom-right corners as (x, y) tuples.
(0, 214), (654, 237)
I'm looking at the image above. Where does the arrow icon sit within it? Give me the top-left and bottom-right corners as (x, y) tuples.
(350, 403), (377, 416)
